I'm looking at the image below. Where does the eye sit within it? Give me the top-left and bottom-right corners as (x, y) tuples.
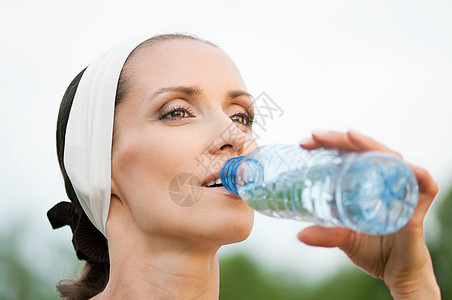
(169, 109), (188, 118)
(160, 106), (194, 120)
(231, 112), (254, 126)
(231, 114), (247, 125)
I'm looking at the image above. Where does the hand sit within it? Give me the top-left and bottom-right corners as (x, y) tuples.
(297, 130), (441, 299)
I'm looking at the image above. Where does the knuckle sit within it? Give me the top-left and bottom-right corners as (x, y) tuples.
(431, 181), (439, 196)
(417, 167), (439, 196)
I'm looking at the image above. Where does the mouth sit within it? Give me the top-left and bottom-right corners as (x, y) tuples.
(200, 170), (241, 199)
(201, 171), (224, 188)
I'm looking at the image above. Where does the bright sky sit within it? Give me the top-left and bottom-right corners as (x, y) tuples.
(1, 0), (451, 282)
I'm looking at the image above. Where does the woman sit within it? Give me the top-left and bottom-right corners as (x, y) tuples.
(48, 33), (441, 299)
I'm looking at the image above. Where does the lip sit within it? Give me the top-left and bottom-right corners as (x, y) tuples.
(200, 170), (241, 199)
(202, 185), (241, 198)
(201, 170), (222, 187)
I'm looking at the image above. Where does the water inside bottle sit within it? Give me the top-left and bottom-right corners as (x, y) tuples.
(238, 156), (418, 235)
(337, 155), (418, 234)
(239, 166), (343, 226)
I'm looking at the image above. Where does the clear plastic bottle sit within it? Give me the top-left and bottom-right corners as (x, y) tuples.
(221, 144), (419, 235)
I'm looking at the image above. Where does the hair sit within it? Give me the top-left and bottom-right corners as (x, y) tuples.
(55, 33), (218, 300)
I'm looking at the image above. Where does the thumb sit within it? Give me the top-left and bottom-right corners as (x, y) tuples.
(297, 226), (351, 248)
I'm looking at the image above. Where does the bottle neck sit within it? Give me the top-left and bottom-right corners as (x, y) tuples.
(220, 156), (244, 195)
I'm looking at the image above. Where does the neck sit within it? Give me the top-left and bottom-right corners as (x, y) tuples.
(97, 235), (220, 300)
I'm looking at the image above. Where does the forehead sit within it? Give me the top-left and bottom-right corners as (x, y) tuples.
(123, 39), (246, 92)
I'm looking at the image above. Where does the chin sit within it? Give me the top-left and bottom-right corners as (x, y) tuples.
(222, 227), (253, 245)
(210, 209), (255, 246)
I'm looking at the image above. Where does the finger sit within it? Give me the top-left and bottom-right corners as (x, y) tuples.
(347, 130), (403, 159)
(297, 226), (351, 248)
(301, 130), (361, 151)
(407, 163), (439, 216)
(299, 136), (318, 149)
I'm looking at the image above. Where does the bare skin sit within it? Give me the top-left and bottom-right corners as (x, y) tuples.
(92, 39), (440, 299)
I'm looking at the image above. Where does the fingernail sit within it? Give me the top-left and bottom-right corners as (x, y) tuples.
(299, 137), (313, 145)
(312, 129), (329, 137)
(348, 129), (363, 136)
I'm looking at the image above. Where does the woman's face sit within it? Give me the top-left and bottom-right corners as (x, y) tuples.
(110, 39), (257, 246)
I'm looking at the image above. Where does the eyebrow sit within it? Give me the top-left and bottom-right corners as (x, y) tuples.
(148, 85), (252, 101)
(227, 89), (253, 100)
(148, 85), (203, 100)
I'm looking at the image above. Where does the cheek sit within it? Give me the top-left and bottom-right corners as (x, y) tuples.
(113, 127), (195, 183)
(111, 127), (202, 231)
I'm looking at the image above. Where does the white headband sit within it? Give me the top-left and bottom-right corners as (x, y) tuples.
(64, 37), (148, 236)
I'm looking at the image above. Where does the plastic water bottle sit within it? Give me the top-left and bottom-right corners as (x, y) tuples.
(220, 144), (419, 235)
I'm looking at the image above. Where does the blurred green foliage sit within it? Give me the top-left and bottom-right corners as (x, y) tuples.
(430, 187), (452, 296)
(219, 252), (392, 300)
(0, 226), (58, 300)
(1, 187), (451, 299)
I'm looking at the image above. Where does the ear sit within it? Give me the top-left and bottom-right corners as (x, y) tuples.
(106, 183), (125, 242)
(110, 176), (123, 204)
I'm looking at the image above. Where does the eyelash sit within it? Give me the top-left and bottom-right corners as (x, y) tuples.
(231, 111), (254, 126)
(160, 105), (195, 120)
(159, 105), (254, 126)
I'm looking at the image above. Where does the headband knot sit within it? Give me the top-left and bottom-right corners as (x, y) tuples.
(47, 202), (109, 264)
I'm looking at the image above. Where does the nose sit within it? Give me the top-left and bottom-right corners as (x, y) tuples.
(207, 114), (246, 157)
